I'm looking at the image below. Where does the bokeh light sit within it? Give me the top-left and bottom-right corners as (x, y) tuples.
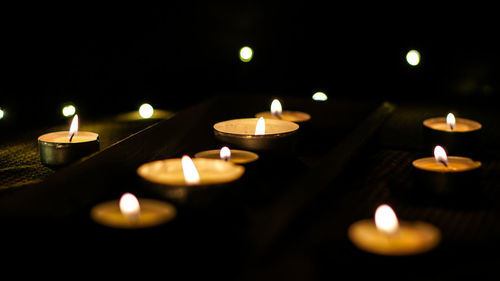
(0, 108), (4, 120)
(139, 103), (154, 118)
(62, 105), (76, 117)
(312, 92), (328, 101)
(406, 50), (421, 66)
(239, 46), (253, 62)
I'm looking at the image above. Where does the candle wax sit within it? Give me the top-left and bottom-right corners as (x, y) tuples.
(137, 158), (245, 186)
(412, 156), (481, 173)
(91, 198), (176, 229)
(424, 117), (482, 132)
(255, 110), (311, 123)
(194, 149), (259, 164)
(348, 219), (441, 256)
(214, 118), (299, 135)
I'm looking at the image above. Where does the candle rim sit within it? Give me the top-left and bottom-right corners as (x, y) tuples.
(412, 156), (482, 172)
(194, 149), (259, 164)
(38, 131), (99, 143)
(214, 118), (299, 136)
(423, 116), (482, 132)
(137, 157), (245, 186)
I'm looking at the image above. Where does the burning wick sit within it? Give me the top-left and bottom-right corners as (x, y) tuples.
(119, 192), (140, 221)
(68, 114), (79, 142)
(220, 146), (231, 161)
(375, 204), (399, 236)
(270, 99), (283, 119)
(446, 113), (456, 131)
(434, 145), (448, 167)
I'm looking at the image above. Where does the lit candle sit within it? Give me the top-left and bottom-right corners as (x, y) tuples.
(412, 145), (481, 195)
(137, 156), (245, 202)
(423, 113), (482, 155)
(90, 193), (177, 229)
(38, 114), (99, 167)
(255, 99), (311, 123)
(348, 204), (441, 256)
(213, 117), (299, 152)
(194, 146), (259, 164)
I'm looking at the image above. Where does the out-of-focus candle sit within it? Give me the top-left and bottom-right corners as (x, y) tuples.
(423, 113), (482, 155)
(255, 99), (311, 123)
(195, 146), (259, 164)
(90, 193), (176, 229)
(348, 204), (440, 255)
(38, 115), (99, 167)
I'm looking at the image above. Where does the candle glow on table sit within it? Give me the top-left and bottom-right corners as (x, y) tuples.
(38, 114), (99, 166)
(91, 193), (176, 229)
(195, 146), (259, 164)
(255, 99), (311, 123)
(348, 204), (441, 255)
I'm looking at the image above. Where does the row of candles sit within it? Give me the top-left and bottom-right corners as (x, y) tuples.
(37, 99), (483, 256)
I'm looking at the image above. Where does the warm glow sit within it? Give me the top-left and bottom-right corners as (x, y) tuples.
(255, 117), (266, 135)
(312, 92), (328, 101)
(446, 113), (456, 131)
(239, 46), (253, 62)
(270, 99), (282, 117)
(62, 105), (76, 117)
(220, 146), (231, 161)
(0, 108), (4, 120)
(406, 50), (421, 66)
(68, 114), (79, 139)
(181, 155), (201, 185)
(434, 145), (448, 167)
(119, 193), (140, 219)
(139, 103), (154, 119)
(375, 204), (399, 235)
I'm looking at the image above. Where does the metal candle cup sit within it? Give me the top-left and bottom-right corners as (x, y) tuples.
(423, 116), (482, 156)
(412, 156), (481, 196)
(38, 131), (99, 167)
(213, 118), (299, 152)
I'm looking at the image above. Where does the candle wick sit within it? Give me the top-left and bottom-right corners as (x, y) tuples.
(439, 159), (448, 167)
(69, 132), (75, 142)
(272, 112), (282, 120)
(449, 124), (455, 131)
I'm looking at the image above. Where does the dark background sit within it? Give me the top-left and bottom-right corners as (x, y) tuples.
(0, 3), (498, 128)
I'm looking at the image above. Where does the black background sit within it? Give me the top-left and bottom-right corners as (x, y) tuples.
(1, 3), (499, 127)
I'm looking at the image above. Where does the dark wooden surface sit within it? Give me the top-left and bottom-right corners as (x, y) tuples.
(1, 95), (500, 278)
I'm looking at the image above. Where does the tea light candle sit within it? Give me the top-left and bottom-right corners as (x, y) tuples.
(412, 145), (482, 195)
(38, 115), (99, 167)
(194, 146), (259, 164)
(213, 117), (299, 152)
(137, 156), (245, 202)
(91, 193), (176, 229)
(348, 204), (441, 256)
(423, 113), (482, 155)
(255, 99), (311, 123)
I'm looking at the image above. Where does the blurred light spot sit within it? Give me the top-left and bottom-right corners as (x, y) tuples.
(62, 105), (76, 117)
(312, 92), (328, 101)
(406, 50), (421, 66)
(0, 108), (4, 120)
(139, 103), (154, 118)
(239, 46), (253, 62)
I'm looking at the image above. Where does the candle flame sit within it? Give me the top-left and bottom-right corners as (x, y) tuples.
(434, 145), (448, 167)
(220, 146), (231, 161)
(68, 114), (79, 140)
(255, 117), (266, 135)
(375, 204), (399, 236)
(181, 155), (201, 185)
(119, 192), (140, 220)
(270, 99), (282, 117)
(446, 113), (456, 131)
